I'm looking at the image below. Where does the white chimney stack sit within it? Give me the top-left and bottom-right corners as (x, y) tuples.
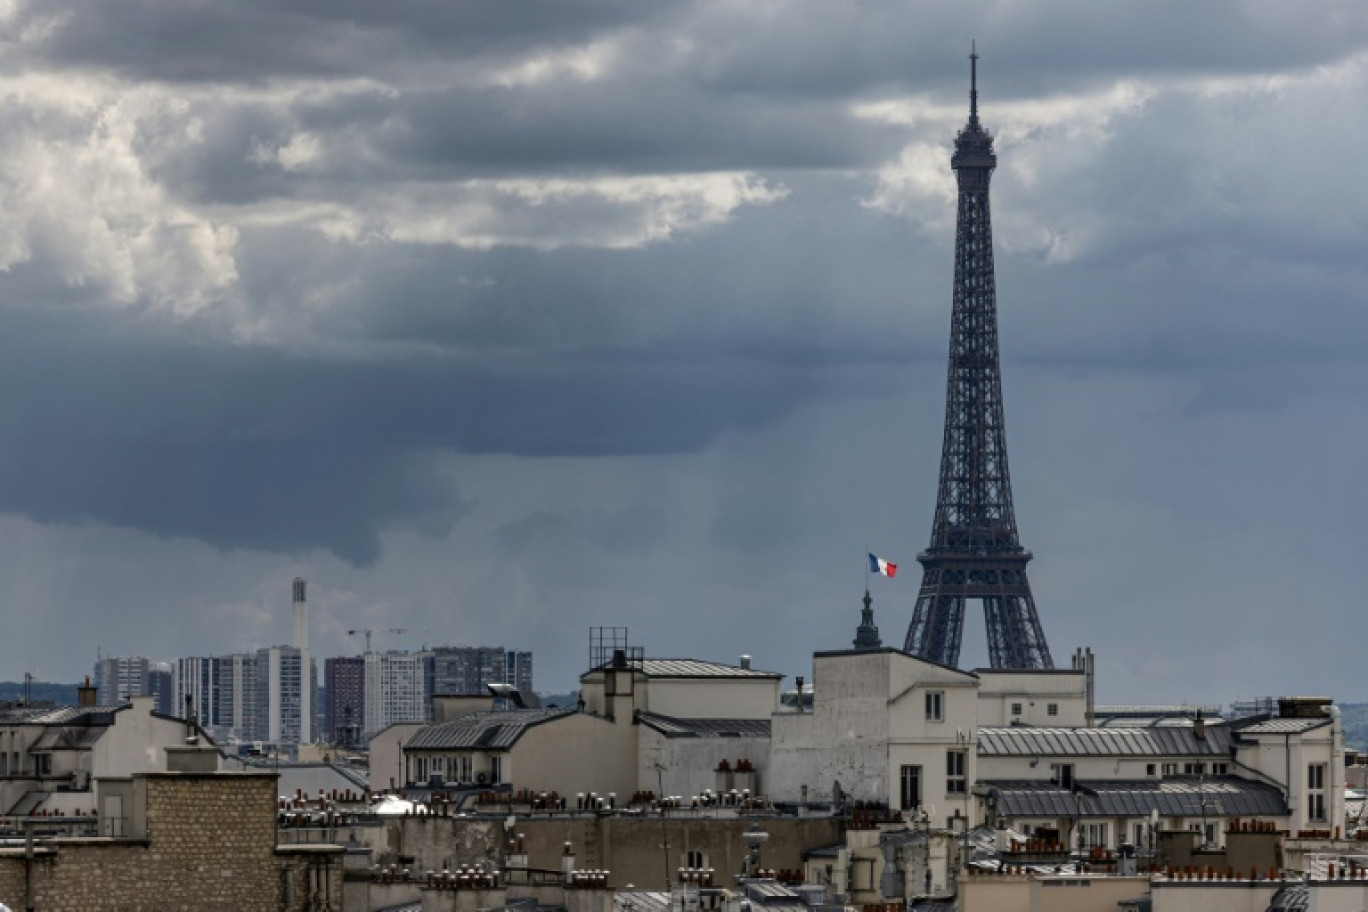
(291, 577), (308, 651)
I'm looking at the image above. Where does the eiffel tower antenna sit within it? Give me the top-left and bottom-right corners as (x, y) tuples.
(902, 50), (1054, 670)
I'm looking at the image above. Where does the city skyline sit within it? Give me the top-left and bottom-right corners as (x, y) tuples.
(0, 3), (1365, 702)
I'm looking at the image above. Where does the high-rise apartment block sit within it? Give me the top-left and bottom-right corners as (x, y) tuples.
(364, 651), (429, 736)
(428, 646), (533, 696)
(147, 663), (174, 716)
(324, 656), (365, 746)
(93, 656), (150, 705)
(255, 645), (315, 745)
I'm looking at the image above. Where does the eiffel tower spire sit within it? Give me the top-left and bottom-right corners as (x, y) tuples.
(902, 50), (1054, 670)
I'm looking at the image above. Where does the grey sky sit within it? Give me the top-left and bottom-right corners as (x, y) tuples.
(0, 1), (1365, 702)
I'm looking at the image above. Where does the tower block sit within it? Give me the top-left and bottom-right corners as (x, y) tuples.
(903, 51), (1054, 670)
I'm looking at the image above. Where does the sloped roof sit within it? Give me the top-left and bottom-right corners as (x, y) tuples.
(636, 712), (770, 738)
(1233, 718), (1330, 735)
(986, 776), (1286, 819)
(28, 725), (107, 751)
(0, 706), (120, 726)
(7, 790), (50, 816)
(615, 892), (671, 912)
(405, 708), (575, 751)
(638, 659), (782, 679)
(978, 725), (1233, 758)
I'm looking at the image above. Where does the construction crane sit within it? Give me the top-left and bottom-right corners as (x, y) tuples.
(345, 627), (428, 653)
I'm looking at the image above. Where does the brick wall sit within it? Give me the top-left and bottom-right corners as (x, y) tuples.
(0, 771), (341, 911)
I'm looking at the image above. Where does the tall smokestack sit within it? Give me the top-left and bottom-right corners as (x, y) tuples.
(292, 577), (308, 651)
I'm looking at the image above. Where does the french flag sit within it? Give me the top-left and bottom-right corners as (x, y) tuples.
(869, 553), (898, 578)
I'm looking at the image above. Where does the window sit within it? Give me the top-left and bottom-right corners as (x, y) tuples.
(926, 691), (944, 722)
(1211, 762), (1228, 775)
(1183, 762), (1204, 776)
(1161, 763), (1177, 777)
(489, 755), (503, 784)
(1146, 763), (1156, 777)
(1190, 822), (1216, 844)
(1047, 703), (1059, 717)
(1308, 793), (1327, 821)
(1010, 702), (1023, 716)
(900, 765), (922, 810)
(1308, 763), (1327, 822)
(946, 750), (967, 794)
(1081, 822), (1108, 849)
(685, 850), (708, 869)
(1050, 763), (1074, 789)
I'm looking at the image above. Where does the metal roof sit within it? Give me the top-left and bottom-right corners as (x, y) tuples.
(1234, 718), (1330, 735)
(404, 708), (575, 751)
(614, 892), (671, 912)
(638, 659), (782, 679)
(28, 726), (107, 751)
(1267, 884), (1308, 912)
(636, 712), (770, 738)
(986, 777), (1287, 819)
(1095, 705), (1221, 718)
(978, 725), (1232, 758)
(0, 706), (120, 726)
(7, 790), (49, 816)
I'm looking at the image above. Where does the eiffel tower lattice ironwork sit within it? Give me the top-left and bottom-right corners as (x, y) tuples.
(903, 49), (1054, 670)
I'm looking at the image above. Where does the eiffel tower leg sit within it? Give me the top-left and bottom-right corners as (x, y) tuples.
(1004, 593), (1053, 669)
(905, 587), (964, 668)
(983, 595), (1010, 668)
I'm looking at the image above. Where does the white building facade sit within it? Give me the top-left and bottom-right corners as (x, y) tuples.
(364, 650), (431, 736)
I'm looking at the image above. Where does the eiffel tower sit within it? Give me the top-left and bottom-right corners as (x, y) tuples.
(903, 49), (1054, 670)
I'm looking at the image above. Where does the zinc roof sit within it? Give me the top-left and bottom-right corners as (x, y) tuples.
(978, 725), (1232, 758)
(0, 706), (119, 726)
(639, 659), (782, 679)
(746, 882), (800, 900)
(615, 892), (671, 912)
(404, 708), (574, 751)
(28, 726), (107, 751)
(636, 712), (770, 738)
(1234, 718), (1330, 735)
(986, 777), (1286, 819)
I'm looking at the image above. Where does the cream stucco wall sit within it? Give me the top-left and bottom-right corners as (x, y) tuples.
(963, 874), (1152, 912)
(370, 721), (426, 791)
(579, 669), (779, 721)
(509, 712), (638, 797)
(769, 653), (894, 807)
(769, 650), (980, 826)
(975, 669), (1088, 727)
(1149, 880), (1279, 912)
(641, 677), (780, 720)
(636, 725), (770, 799)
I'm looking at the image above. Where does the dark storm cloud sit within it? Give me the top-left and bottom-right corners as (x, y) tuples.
(10, 0), (661, 83)
(0, 282), (895, 562)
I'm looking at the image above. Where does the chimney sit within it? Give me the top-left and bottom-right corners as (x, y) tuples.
(1193, 711), (1205, 741)
(739, 655), (752, 670)
(291, 577), (308, 651)
(77, 676), (97, 707)
(562, 841), (577, 883)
